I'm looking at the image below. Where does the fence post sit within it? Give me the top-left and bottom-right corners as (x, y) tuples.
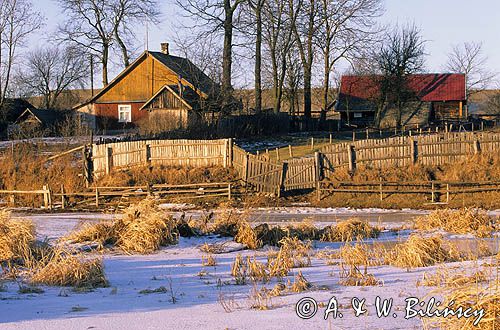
(61, 184), (66, 209)
(223, 139), (228, 168)
(83, 145), (93, 187)
(275, 148), (280, 161)
(446, 184), (450, 203)
(288, 145), (293, 158)
(314, 152), (321, 182)
(431, 182), (435, 203)
(228, 183), (232, 200)
(311, 137), (314, 150)
(278, 162), (287, 198)
(144, 144), (151, 166)
(42, 185), (48, 209)
(366, 128), (369, 140)
(105, 147), (112, 175)
(95, 187), (99, 208)
(473, 139), (481, 155)
(347, 145), (356, 173)
(316, 180), (321, 201)
(329, 133), (333, 144)
(379, 179), (383, 201)
(228, 138), (233, 167)
(410, 139), (418, 164)
(243, 153), (249, 185)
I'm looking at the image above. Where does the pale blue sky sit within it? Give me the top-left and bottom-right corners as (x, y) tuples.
(30, 0), (500, 87)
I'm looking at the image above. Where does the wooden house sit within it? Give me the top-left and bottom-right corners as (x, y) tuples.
(335, 74), (467, 127)
(10, 108), (70, 137)
(75, 43), (217, 131)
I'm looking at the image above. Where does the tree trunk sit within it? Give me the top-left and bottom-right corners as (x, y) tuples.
(102, 45), (109, 86)
(254, 2), (262, 114)
(303, 64), (312, 118)
(222, 0), (234, 112)
(115, 30), (130, 67)
(321, 44), (330, 124)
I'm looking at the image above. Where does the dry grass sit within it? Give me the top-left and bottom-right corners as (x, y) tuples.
(246, 256), (269, 283)
(211, 211), (239, 237)
(201, 254), (217, 267)
(429, 280), (500, 329)
(235, 220), (261, 250)
(249, 285), (273, 310)
(339, 267), (381, 286)
(64, 199), (178, 254)
(418, 268), (488, 288)
(321, 219), (380, 242)
(0, 210), (36, 267)
(385, 234), (460, 268)
(30, 249), (108, 288)
(288, 271), (311, 292)
(231, 254), (247, 285)
(414, 208), (496, 238)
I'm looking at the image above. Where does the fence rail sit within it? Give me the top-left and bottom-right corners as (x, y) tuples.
(317, 180), (500, 203)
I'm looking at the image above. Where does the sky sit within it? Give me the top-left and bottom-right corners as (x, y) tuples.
(30, 0), (500, 88)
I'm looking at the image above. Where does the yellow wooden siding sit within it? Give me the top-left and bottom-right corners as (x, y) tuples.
(96, 56), (182, 103)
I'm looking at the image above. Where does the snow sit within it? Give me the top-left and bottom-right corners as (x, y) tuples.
(0, 209), (497, 330)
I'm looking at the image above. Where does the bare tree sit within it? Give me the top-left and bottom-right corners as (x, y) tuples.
(262, 0), (300, 114)
(57, 0), (160, 86)
(0, 0), (43, 117)
(316, 0), (382, 122)
(373, 24), (426, 127)
(291, 0), (319, 118)
(247, 0), (266, 113)
(17, 45), (89, 109)
(446, 42), (496, 97)
(177, 0), (245, 112)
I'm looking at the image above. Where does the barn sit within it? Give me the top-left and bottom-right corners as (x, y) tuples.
(75, 43), (217, 132)
(335, 73), (467, 127)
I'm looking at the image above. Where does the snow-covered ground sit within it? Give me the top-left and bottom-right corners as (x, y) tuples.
(1, 208), (498, 330)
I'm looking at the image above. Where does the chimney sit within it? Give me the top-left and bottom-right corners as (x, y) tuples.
(161, 42), (169, 55)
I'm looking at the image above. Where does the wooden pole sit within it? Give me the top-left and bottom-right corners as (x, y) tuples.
(144, 144), (151, 166)
(223, 139), (228, 168)
(288, 145), (293, 158)
(95, 187), (99, 207)
(105, 147), (112, 175)
(43, 185), (48, 209)
(61, 184), (66, 209)
(431, 182), (435, 203)
(228, 138), (233, 167)
(473, 139), (481, 155)
(329, 133), (332, 144)
(365, 128), (369, 140)
(379, 180), (383, 201)
(446, 184), (450, 203)
(348, 145), (356, 173)
(352, 131), (356, 141)
(228, 183), (232, 200)
(311, 137), (314, 150)
(243, 153), (249, 185)
(410, 139), (418, 164)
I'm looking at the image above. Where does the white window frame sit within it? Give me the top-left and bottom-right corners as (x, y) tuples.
(353, 112), (363, 118)
(118, 105), (132, 123)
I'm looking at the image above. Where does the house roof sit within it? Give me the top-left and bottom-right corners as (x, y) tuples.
(140, 84), (202, 111)
(337, 74), (466, 111)
(0, 98), (36, 122)
(74, 51), (217, 109)
(15, 108), (69, 126)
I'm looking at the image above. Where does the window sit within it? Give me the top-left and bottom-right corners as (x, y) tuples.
(118, 105), (132, 123)
(353, 113), (362, 118)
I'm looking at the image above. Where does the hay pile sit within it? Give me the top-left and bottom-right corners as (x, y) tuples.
(66, 199), (178, 254)
(31, 250), (108, 288)
(235, 220), (261, 250)
(321, 219), (380, 242)
(385, 234), (460, 268)
(0, 210), (36, 267)
(414, 208), (496, 238)
(430, 281), (500, 329)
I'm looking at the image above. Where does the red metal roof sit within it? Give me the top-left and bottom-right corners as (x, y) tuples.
(339, 73), (466, 102)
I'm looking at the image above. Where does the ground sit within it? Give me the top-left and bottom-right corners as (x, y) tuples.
(0, 207), (498, 330)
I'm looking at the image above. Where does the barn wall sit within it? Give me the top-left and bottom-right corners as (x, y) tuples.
(95, 103), (148, 129)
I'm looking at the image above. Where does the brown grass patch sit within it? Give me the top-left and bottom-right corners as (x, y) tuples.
(201, 254), (217, 267)
(288, 271), (311, 292)
(385, 235), (460, 268)
(418, 268), (488, 288)
(64, 199), (178, 254)
(31, 250), (108, 288)
(235, 220), (261, 250)
(231, 254), (247, 285)
(339, 267), (381, 286)
(0, 210), (36, 267)
(321, 219), (380, 242)
(414, 208), (496, 238)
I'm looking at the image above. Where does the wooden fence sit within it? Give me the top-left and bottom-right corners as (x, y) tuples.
(320, 132), (500, 176)
(0, 182), (233, 209)
(92, 139), (233, 176)
(317, 181), (500, 203)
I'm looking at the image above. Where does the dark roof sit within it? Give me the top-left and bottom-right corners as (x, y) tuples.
(141, 84), (202, 110)
(15, 108), (70, 126)
(337, 74), (466, 112)
(0, 98), (36, 122)
(149, 52), (217, 96)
